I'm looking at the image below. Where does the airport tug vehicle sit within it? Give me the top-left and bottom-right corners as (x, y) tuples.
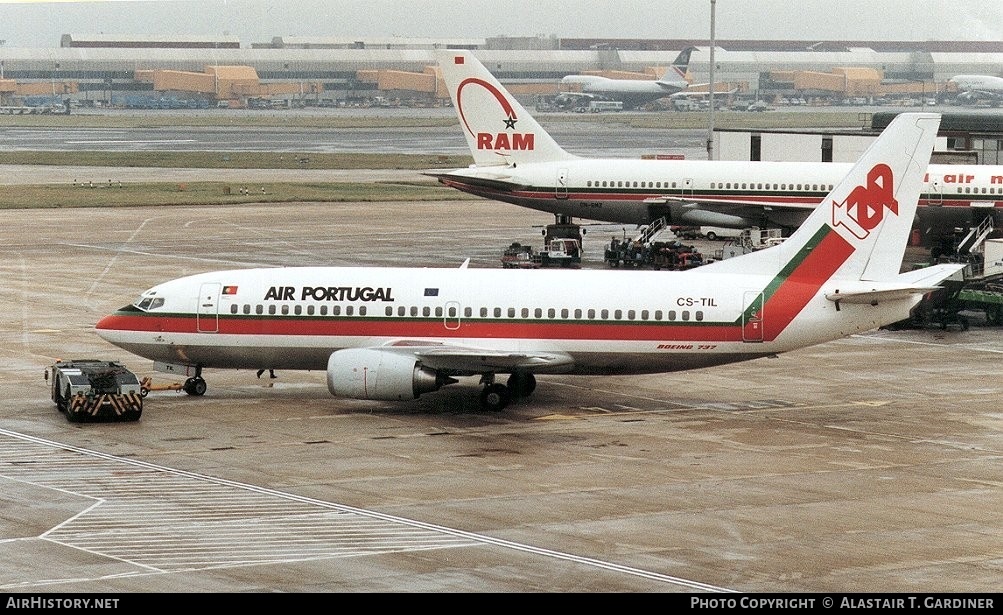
(46, 359), (144, 422)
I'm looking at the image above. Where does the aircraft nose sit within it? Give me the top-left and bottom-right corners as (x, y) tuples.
(94, 313), (119, 338)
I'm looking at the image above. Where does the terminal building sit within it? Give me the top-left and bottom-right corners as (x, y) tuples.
(3, 35), (1003, 109)
(4, 34), (1003, 166)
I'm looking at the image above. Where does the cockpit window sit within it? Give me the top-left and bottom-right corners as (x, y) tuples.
(134, 296), (165, 311)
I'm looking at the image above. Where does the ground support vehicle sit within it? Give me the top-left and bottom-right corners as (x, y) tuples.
(501, 243), (540, 269)
(501, 238), (582, 269)
(956, 285), (1003, 325)
(47, 359), (144, 422)
(604, 238), (703, 270)
(538, 237), (582, 268)
(887, 240), (1003, 330)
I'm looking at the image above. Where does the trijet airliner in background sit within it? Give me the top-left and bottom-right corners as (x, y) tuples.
(95, 113), (961, 411)
(430, 50), (1003, 235)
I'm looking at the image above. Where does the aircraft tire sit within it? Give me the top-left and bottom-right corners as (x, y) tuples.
(56, 385), (69, 413)
(184, 377), (207, 396)
(507, 372), (537, 398)
(479, 383), (511, 412)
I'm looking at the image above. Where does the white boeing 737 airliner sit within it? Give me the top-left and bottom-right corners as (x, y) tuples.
(431, 50), (1003, 234)
(96, 113), (961, 412)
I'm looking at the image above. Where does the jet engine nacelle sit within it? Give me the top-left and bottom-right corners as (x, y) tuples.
(326, 348), (452, 401)
(670, 205), (752, 228)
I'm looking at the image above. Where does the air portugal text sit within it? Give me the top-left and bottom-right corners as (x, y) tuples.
(263, 286), (395, 302)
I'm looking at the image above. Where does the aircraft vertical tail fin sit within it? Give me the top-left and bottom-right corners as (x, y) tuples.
(436, 50), (576, 167)
(703, 112), (941, 283)
(658, 46), (696, 86)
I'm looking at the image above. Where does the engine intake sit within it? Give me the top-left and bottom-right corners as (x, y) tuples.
(327, 348), (455, 401)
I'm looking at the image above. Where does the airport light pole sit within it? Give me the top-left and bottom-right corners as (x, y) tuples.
(707, 0), (716, 160)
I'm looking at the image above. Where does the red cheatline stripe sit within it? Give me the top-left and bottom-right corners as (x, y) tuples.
(441, 182), (988, 209)
(762, 228), (854, 341)
(98, 313), (747, 343)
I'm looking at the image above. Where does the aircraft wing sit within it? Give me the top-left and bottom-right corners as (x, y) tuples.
(555, 91), (595, 100)
(644, 194), (816, 227)
(644, 195), (815, 209)
(668, 86), (739, 98)
(383, 340), (574, 374)
(967, 88), (1003, 99)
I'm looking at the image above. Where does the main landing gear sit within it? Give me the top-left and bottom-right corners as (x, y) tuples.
(182, 365), (207, 396)
(478, 372), (537, 411)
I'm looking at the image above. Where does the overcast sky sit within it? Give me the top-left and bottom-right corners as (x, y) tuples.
(1, 0), (1002, 48)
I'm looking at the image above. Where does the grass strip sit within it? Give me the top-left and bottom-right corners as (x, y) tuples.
(0, 181), (467, 209)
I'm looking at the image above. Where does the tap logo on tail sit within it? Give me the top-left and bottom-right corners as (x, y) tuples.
(453, 56), (536, 153)
(832, 164), (898, 240)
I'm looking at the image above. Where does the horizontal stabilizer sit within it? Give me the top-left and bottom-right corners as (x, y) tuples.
(423, 169), (515, 182)
(894, 263), (968, 286)
(826, 287), (941, 305)
(825, 263), (965, 305)
(426, 170), (527, 193)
